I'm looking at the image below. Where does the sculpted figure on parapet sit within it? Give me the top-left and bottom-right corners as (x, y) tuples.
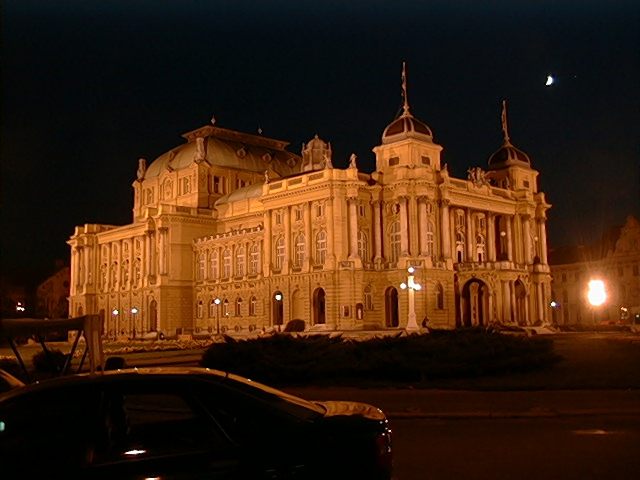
(467, 166), (490, 187)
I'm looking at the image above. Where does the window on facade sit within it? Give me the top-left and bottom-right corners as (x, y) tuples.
(456, 211), (465, 229)
(181, 177), (191, 195)
(476, 235), (486, 262)
(196, 253), (205, 281)
(236, 178), (246, 189)
(210, 250), (219, 279)
(436, 284), (445, 309)
(523, 180), (530, 188)
(235, 297), (242, 316)
(212, 176), (222, 194)
(357, 230), (369, 261)
(456, 233), (465, 263)
(223, 299), (229, 317)
(294, 207), (303, 221)
(315, 202), (324, 217)
(133, 259), (141, 286)
(249, 244), (260, 275)
(390, 221), (401, 263)
(122, 260), (130, 286)
(235, 246), (245, 277)
(359, 204), (366, 217)
(223, 249), (232, 278)
(294, 233), (305, 267)
(209, 300), (215, 318)
(275, 210), (283, 225)
(197, 300), (203, 318)
(389, 157), (399, 166)
(364, 285), (373, 311)
(249, 296), (257, 316)
(421, 155), (431, 166)
(426, 221), (434, 256)
(274, 237), (285, 270)
(315, 230), (327, 265)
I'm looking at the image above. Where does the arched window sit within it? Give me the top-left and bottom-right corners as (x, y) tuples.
(235, 246), (245, 277)
(436, 283), (445, 310)
(476, 234), (486, 262)
(222, 248), (231, 278)
(426, 221), (435, 256)
(315, 230), (327, 265)
(122, 260), (130, 286)
(249, 244), (260, 275)
(364, 285), (374, 311)
(294, 233), (305, 267)
(197, 300), (203, 318)
(357, 230), (369, 261)
(196, 252), (205, 281)
(209, 249), (219, 279)
(390, 221), (401, 263)
(249, 296), (257, 316)
(235, 297), (243, 316)
(456, 232), (465, 263)
(223, 299), (229, 317)
(209, 299), (215, 317)
(274, 237), (285, 270)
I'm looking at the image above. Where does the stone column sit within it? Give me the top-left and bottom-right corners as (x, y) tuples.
(537, 282), (545, 324)
(71, 248), (78, 295)
(538, 218), (548, 264)
(418, 197), (428, 256)
(502, 280), (510, 323)
(304, 202), (312, 270)
(488, 213), (496, 262)
(523, 215), (532, 264)
(399, 196), (409, 256)
(409, 194), (419, 256)
(84, 245), (91, 287)
(373, 200), (383, 263)
(159, 228), (168, 275)
(440, 200), (451, 259)
(283, 206), (291, 274)
(506, 216), (514, 262)
(326, 197), (336, 267)
(510, 280), (517, 324)
(263, 210), (271, 275)
(465, 209), (473, 261)
(348, 196), (359, 259)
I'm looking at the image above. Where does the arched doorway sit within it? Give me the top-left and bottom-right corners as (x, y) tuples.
(385, 287), (399, 328)
(291, 289), (305, 321)
(461, 279), (489, 327)
(514, 280), (528, 325)
(313, 288), (326, 325)
(76, 305), (83, 317)
(272, 291), (284, 326)
(149, 299), (158, 332)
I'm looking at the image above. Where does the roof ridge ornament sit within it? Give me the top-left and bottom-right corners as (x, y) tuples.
(401, 61), (412, 117)
(501, 99), (512, 146)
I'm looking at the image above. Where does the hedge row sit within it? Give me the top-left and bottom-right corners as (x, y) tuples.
(200, 328), (561, 386)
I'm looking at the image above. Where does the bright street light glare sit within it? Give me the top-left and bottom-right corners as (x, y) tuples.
(587, 279), (606, 306)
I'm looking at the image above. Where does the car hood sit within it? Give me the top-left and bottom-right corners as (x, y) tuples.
(316, 401), (386, 421)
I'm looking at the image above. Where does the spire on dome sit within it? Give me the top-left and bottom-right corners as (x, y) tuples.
(401, 61), (411, 117)
(501, 99), (511, 146)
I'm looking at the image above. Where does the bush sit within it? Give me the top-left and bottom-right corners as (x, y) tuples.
(200, 329), (560, 386)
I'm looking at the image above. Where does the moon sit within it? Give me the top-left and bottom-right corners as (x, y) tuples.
(545, 75), (555, 86)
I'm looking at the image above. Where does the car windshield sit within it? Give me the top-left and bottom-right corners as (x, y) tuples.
(221, 373), (325, 419)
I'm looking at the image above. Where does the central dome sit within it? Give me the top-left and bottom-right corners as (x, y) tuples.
(382, 114), (433, 144)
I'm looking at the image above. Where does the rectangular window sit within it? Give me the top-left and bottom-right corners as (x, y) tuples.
(389, 157), (399, 166)
(275, 211), (283, 225)
(315, 203), (324, 217)
(523, 180), (530, 188)
(295, 207), (303, 221)
(359, 205), (366, 217)
(421, 156), (431, 166)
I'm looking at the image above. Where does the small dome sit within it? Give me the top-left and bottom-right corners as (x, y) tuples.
(382, 114), (433, 144)
(488, 143), (531, 168)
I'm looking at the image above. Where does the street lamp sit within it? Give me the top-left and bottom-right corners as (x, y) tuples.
(112, 308), (119, 340)
(214, 298), (221, 334)
(400, 266), (422, 331)
(587, 279), (607, 324)
(131, 307), (139, 339)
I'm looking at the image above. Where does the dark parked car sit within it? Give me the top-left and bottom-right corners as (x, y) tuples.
(0, 367), (392, 479)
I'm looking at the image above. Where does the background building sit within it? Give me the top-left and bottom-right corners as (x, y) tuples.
(36, 264), (70, 319)
(68, 79), (552, 338)
(550, 215), (640, 325)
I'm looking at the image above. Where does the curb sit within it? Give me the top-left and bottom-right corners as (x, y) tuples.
(386, 408), (640, 420)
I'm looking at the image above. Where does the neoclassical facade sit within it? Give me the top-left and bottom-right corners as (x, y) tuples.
(68, 81), (552, 338)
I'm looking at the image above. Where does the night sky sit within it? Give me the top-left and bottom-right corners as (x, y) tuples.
(2, 0), (639, 288)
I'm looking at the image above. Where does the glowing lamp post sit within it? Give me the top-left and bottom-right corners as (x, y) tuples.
(112, 308), (119, 339)
(131, 307), (139, 338)
(400, 266), (422, 331)
(214, 298), (221, 334)
(587, 279), (607, 324)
